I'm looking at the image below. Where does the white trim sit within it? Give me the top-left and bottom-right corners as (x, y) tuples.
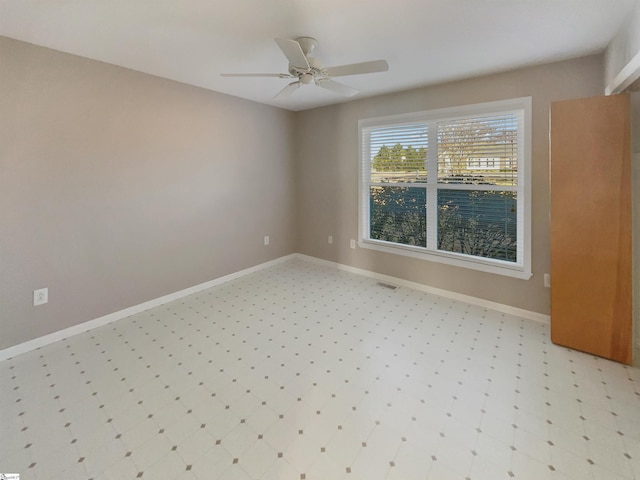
(296, 254), (550, 324)
(0, 254), (296, 361)
(605, 48), (640, 95)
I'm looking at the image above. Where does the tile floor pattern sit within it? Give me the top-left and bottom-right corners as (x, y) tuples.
(1, 258), (640, 480)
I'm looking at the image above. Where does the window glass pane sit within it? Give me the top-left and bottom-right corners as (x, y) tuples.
(437, 114), (518, 186)
(369, 124), (428, 184)
(437, 189), (517, 262)
(370, 186), (426, 247)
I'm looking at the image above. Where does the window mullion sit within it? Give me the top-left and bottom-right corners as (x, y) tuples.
(426, 122), (438, 251)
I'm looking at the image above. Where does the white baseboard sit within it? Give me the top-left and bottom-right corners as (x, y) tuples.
(295, 254), (551, 325)
(0, 254), (296, 362)
(1, 252), (554, 361)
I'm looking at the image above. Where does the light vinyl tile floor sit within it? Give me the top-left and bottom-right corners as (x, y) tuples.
(1, 258), (639, 480)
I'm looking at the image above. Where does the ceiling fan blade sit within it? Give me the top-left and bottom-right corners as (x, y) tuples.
(221, 73), (292, 78)
(317, 79), (359, 97)
(324, 60), (389, 77)
(274, 38), (310, 70)
(274, 81), (300, 99)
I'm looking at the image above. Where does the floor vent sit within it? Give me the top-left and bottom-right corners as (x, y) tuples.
(376, 282), (398, 290)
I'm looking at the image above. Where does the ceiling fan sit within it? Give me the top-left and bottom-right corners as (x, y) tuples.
(221, 37), (389, 99)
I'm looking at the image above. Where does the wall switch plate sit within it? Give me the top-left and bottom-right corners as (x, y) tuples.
(544, 273), (551, 288)
(264, 236), (270, 246)
(328, 235), (333, 244)
(34, 288), (48, 306)
(350, 239), (356, 249)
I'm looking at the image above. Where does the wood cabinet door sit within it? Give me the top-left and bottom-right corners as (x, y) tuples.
(550, 94), (632, 365)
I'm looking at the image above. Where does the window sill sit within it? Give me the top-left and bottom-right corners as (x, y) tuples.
(358, 239), (532, 280)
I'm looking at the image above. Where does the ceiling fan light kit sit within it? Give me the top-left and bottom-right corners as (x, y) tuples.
(221, 36), (389, 100)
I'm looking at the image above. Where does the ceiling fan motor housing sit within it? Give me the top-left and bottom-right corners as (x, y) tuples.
(289, 61), (325, 78)
(299, 73), (314, 84)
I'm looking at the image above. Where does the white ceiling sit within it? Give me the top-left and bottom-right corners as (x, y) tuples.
(0, 0), (637, 111)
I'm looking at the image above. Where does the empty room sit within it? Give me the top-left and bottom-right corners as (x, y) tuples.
(1, 1), (640, 479)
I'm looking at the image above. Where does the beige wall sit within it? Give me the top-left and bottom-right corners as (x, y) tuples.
(295, 55), (604, 315)
(0, 37), (296, 349)
(0, 35), (621, 351)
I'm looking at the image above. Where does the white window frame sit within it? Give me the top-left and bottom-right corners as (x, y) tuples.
(358, 97), (532, 279)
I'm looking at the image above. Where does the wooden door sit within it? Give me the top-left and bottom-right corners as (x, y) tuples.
(550, 94), (632, 365)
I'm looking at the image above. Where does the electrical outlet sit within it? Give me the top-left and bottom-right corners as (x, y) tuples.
(264, 236), (270, 246)
(328, 235), (333, 244)
(34, 288), (48, 306)
(350, 239), (356, 249)
(544, 273), (551, 288)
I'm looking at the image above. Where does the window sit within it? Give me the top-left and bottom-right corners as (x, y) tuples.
(359, 97), (531, 279)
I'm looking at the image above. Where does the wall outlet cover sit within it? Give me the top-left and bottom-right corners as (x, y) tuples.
(34, 287), (48, 306)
